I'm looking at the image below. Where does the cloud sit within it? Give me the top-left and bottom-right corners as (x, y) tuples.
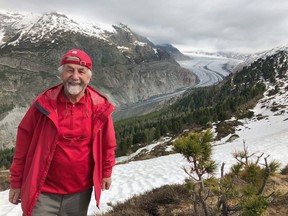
(2, 0), (288, 53)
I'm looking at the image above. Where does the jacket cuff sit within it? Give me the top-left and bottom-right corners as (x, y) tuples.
(102, 169), (112, 178)
(10, 182), (21, 189)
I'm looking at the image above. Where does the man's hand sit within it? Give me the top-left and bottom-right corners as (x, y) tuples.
(102, 177), (112, 190)
(9, 188), (21, 204)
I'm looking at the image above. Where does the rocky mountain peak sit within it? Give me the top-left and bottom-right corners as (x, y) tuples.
(0, 10), (116, 48)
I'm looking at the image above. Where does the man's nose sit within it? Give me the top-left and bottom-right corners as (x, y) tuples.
(71, 71), (80, 79)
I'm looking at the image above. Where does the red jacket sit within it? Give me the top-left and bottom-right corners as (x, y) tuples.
(10, 84), (117, 216)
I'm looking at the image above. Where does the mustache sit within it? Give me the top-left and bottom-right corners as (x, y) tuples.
(67, 80), (82, 85)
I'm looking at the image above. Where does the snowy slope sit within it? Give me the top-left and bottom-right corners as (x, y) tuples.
(233, 45), (288, 72)
(1, 99), (288, 215)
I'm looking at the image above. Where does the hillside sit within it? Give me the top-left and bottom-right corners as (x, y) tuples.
(97, 48), (288, 215)
(113, 48), (288, 158)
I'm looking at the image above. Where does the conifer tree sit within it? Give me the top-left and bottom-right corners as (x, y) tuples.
(174, 130), (280, 216)
(174, 129), (216, 215)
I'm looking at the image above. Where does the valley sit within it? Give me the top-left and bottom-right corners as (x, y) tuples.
(113, 54), (243, 120)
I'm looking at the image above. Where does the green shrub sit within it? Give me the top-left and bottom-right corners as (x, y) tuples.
(0, 148), (14, 169)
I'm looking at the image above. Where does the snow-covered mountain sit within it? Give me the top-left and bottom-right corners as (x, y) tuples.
(185, 45), (288, 73)
(0, 10), (111, 46)
(233, 45), (288, 72)
(0, 10), (197, 149)
(0, 9), (195, 105)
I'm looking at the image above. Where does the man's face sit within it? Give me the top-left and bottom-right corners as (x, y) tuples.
(61, 64), (92, 96)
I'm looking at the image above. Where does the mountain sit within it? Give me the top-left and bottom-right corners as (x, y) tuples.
(233, 45), (288, 72)
(0, 10), (196, 148)
(0, 11), (196, 106)
(155, 43), (191, 60)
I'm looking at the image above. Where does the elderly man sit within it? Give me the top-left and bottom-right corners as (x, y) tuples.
(9, 49), (117, 216)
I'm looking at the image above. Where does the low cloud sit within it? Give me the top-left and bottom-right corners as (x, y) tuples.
(2, 0), (288, 53)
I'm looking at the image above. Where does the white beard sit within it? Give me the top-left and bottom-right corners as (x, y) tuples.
(65, 82), (85, 95)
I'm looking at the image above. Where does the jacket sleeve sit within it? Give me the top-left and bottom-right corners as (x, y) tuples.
(9, 105), (39, 188)
(101, 114), (117, 178)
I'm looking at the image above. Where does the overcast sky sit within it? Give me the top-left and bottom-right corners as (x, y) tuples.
(2, 0), (288, 53)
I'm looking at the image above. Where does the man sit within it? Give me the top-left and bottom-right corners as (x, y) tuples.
(8, 49), (117, 216)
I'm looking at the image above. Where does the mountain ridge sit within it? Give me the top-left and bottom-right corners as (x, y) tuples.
(0, 10), (196, 105)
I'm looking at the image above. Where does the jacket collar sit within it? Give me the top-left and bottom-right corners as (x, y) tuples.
(35, 83), (115, 116)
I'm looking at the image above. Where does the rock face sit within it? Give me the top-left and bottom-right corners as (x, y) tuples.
(0, 11), (196, 148)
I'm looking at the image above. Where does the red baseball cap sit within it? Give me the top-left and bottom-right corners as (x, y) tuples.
(61, 49), (92, 70)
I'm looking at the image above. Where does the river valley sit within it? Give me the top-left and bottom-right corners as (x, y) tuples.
(113, 54), (243, 121)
